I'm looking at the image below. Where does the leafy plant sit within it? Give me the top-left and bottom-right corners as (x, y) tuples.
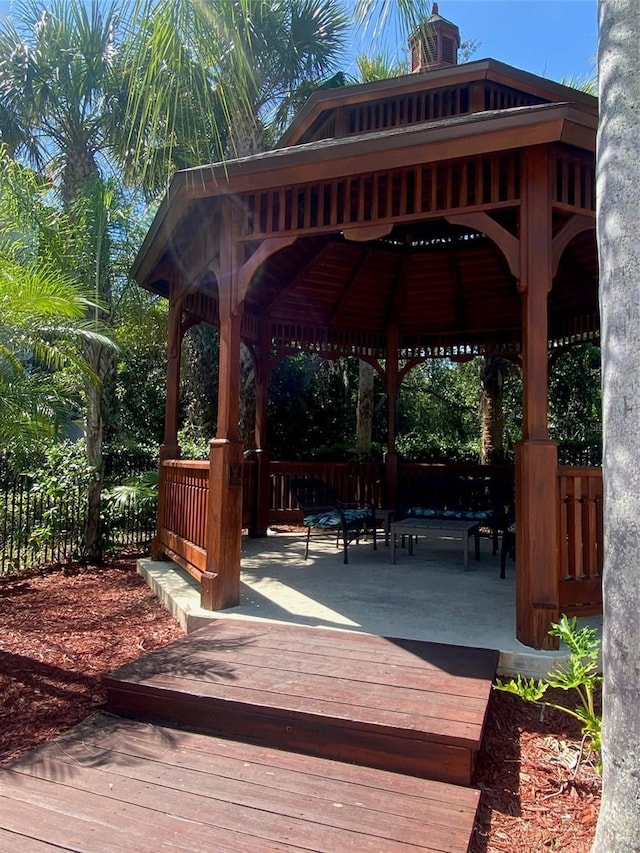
(101, 471), (158, 552)
(495, 614), (602, 757)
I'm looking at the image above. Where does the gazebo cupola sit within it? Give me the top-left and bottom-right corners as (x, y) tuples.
(409, 3), (461, 73)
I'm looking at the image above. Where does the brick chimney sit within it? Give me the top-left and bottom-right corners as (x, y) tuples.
(409, 3), (461, 73)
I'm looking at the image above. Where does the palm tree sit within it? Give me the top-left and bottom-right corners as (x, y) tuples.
(122, 0), (349, 186)
(0, 0), (423, 537)
(121, 0), (351, 445)
(0, 0), (121, 204)
(592, 0), (640, 848)
(0, 0), (130, 556)
(350, 51), (408, 83)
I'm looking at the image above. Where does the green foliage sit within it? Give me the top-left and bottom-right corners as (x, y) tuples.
(495, 615), (602, 757)
(268, 354), (364, 460)
(181, 324), (219, 442)
(101, 470), (158, 552)
(0, 0), (121, 200)
(177, 426), (211, 461)
(549, 344), (602, 465)
(17, 442), (96, 565)
(122, 0), (349, 186)
(26, 441), (97, 498)
(350, 51), (407, 83)
(395, 361), (481, 462)
(0, 441), (157, 571)
(108, 295), (168, 450)
(0, 153), (114, 459)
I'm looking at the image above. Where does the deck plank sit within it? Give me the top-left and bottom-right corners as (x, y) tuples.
(0, 714), (479, 853)
(104, 618), (498, 785)
(184, 643), (494, 697)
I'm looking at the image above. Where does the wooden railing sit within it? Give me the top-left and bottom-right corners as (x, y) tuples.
(157, 460), (210, 579)
(267, 461), (385, 524)
(156, 459), (604, 622)
(557, 466), (603, 616)
(398, 462), (514, 512)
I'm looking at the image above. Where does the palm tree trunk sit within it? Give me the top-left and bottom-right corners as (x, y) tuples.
(83, 342), (115, 561)
(355, 360), (375, 457)
(593, 0), (640, 848)
(479, 356), (506, 464)
(239, 343), (257, 449)
(183, 324), (219, 440)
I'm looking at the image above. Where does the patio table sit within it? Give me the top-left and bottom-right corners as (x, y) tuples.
(390, 518), (481, 569)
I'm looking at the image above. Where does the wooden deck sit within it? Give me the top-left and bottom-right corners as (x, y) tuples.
(103, 618), (498, 787)
(0, 619), (499, 852)
(0, 713), (480, 852)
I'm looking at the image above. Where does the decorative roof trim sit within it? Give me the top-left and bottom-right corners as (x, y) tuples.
(278, 58), (597, 147)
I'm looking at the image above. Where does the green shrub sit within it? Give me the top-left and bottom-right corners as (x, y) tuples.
(495, 614), (602, 759)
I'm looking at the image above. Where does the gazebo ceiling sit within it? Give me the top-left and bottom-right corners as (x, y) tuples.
(247, 223), (520, 346)
(241, 217), (598, 355)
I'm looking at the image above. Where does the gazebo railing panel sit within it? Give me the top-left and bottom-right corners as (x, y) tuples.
(158, 460), (209, 574)
(267, 461), (385, 524)
(398, 462), (515, 517)
(557, 466), (603, 615)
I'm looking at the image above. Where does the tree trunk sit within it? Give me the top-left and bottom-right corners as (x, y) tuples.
(183, 323), (219, 440)
(593, 1), (640, 849)
(83, 343), (114, 560)
(355, 360), (375, 457)
(479, 356), (506, 464)
(239, 343), (257, 449)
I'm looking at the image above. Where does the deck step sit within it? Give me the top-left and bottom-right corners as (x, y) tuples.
(0, 713), (480, 853)
(103, 618), (499, 787)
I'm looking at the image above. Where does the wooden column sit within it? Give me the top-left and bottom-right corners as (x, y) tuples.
(152, 295), (182, 562)
(202, 203), (244, 610)
(160, 296), (183, 462)
(516, 147), (560, 650)
(250, 325), (271, 537)
(385, 324), (400, 510)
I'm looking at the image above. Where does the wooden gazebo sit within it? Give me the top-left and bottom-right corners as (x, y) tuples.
(132, 51), (601, 649)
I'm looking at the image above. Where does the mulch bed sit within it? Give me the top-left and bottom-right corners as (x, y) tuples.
(0, 555), (601, 851)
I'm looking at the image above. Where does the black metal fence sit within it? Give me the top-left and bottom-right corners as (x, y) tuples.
(0, 477), (157, 575)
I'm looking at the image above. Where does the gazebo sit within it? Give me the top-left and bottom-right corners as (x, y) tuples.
(132, 17), (600, 650)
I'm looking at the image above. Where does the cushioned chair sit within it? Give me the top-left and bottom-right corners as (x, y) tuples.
(289, 477), (377, 564)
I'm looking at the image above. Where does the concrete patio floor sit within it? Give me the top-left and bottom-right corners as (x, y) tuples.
(139, 528), (602, 679)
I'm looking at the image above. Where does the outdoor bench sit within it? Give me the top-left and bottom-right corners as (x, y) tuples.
(397, 469), (515, 558)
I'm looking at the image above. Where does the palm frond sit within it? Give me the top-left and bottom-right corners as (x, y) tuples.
(353, 0), (432, 41)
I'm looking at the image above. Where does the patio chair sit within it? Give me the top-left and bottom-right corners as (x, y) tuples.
(289, 477), (377, 564)
(500, 520), (516, 579)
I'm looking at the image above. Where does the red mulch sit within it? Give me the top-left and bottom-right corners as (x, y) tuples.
(0, 555), (601, 851)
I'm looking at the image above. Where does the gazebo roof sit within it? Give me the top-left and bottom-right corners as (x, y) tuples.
(132, 58), (598, 359)
(277, 58), (597, 147)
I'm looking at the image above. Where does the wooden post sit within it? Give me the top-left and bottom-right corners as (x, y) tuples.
(202, 202), (244, 610)
(385, 325), (400, 510)
(250, 326), (271, 537)
(202, 434), (244, 609)
(153, 295), (182, 561)
(160, 296), (183, 461)
(516, 147), (560, 650)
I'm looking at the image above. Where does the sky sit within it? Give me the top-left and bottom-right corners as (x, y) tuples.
(0, 0), (598, 88)
(353, 1), (597, 86)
